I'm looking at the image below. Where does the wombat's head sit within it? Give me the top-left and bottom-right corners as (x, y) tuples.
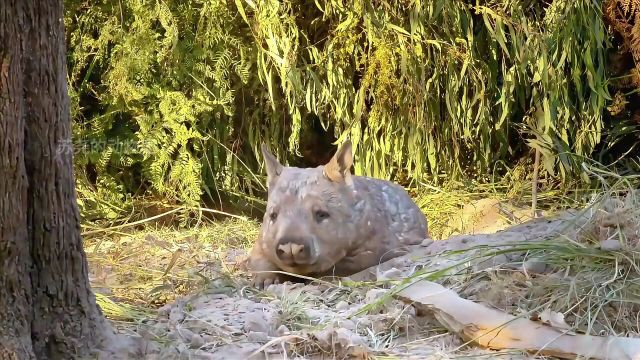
(259, 140), (361, 275)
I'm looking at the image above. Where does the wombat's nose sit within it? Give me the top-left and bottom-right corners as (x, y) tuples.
(275, 237), (314, 264)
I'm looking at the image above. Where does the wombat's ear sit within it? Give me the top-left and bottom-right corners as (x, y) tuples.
(324, 139), (354, 186)
(261, 143), (283, 188)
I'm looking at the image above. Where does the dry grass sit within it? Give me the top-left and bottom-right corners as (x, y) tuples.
(412, 175), (585, 240)
(382, 171), (640, 343)
(83, 170), (640, 358)
(85, 217), (260, 320)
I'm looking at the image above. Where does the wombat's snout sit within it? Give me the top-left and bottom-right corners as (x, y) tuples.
(275, 236), (315, 265)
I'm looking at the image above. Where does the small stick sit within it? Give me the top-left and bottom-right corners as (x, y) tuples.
(532, 147), (541, 218)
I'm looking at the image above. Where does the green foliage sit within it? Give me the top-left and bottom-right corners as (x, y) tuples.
(65, 0), (268, 222)
(242, 0), (610, 182)
(64, 0), (629, 223)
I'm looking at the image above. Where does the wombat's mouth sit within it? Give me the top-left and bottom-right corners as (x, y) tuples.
(278, 262), (318, 276)
(276, 256), (342, 276)
(301, 261), (344, 276)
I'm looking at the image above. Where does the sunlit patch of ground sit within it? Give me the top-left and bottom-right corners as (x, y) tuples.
(85, 218), (260, 315)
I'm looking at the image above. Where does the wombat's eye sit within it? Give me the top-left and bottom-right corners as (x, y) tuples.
(314, 210), (330, 223)
(269, 211), (278, 222)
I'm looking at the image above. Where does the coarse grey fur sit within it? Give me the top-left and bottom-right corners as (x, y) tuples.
(247, 140), (429, 288)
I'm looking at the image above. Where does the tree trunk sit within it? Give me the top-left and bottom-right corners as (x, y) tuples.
(0, 1), (110, 358)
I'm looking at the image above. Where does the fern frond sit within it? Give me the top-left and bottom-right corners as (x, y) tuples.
(632, 18), (640, 62)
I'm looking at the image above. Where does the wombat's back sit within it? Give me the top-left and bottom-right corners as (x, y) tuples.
(352, 175), (429, 247)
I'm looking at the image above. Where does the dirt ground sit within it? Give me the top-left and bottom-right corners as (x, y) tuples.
(89, 200), (614, 359)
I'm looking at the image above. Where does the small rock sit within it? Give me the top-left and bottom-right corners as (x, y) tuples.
(176, 342), (188, 354)
(335, 301), (349, 310)
(243, 312), (269, 333)
(139, 339), (161, 355)
(600, 239), (622, 251)
(358, 318), (372, 328)
(177, 327), (195, 342)
(365, 288), (387, 303)
(335, 328), (366, 346)
(202, 334), (216, 344)
(339, 319), (356, 330)
(266, 284), (285, 296)
(136, 328), (154, 340)
(306, 309), (325, 322)
(190, 334), (205, 349)
(158, 346), (179, 358)
(522, 258), (549, 274)
(185, 319), (213, 334)
(313, 326), (334, 346)
(169, 307), (185, 324)
(421, 238), (434, 247)
(275, 325), (289, 336)
(306, 287), (322, 296)
(377, 267), (403, 281)
(246, 331), (269, 343)
(157, 304), (172, 318)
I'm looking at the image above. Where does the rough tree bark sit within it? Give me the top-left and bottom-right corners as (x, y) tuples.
(0, 1), (111, 358)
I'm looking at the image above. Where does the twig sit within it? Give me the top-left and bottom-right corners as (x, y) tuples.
(532, 147), (541, 218)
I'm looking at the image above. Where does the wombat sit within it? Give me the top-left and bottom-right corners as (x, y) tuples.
(247, 140), (429, 289)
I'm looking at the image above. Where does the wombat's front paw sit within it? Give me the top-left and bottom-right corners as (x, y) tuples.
(251, 272), (285, 290)
(246, 245), (285, 289)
